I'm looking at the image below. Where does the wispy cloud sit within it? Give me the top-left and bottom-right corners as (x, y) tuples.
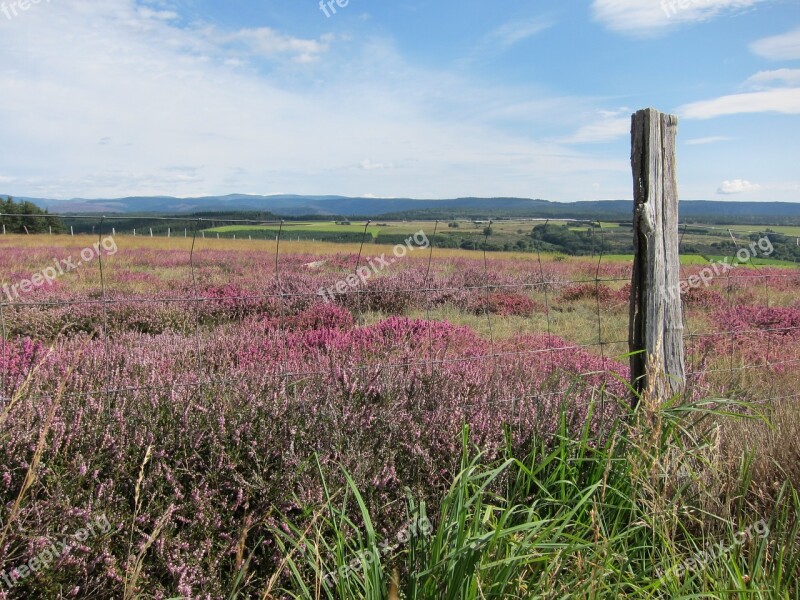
(685, 136), (734, 145)
(217, 27), (335, 63)
(750, 26), (800, 60)
(467, 17), (553, 61)
(744, 69), (800, 89)
(561, 110), (630, 144)
(136, 7), (179, 21)
(359, 160), (393, 171)
(592, 0), (767, 35)
(485, 18), (552, 52)
(718, 179), (761, 194)
(680, 88), (800, 118)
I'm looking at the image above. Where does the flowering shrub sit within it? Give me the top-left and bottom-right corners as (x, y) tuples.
(0, 241), (796, 597)
(0, 337), (43, 399)
(559, 283), (615, 304)
(717, 305), (800, 336)
(200, 283), (275, 321)
(468, 292), (542, 316)
(260, 301), (354, 331)
(688, 305), (800, 374)
(338, 273), (423, 314)
(681, 286), (725, 309)
(0, 315), (627, 597)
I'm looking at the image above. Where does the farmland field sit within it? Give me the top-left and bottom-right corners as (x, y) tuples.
(1, 234), (799, 598)
(205, 223), (384, 237)
(6, 1), (800, 596)
(196, 218), (800, 264)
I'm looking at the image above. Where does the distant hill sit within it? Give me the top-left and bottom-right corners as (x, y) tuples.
(11, 194), (800, 225)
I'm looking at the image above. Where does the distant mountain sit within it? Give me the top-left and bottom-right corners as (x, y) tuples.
(23, 194), (555, 217)
(12, 194), (800, 225)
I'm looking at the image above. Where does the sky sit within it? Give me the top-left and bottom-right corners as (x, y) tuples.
(0, 0), (798, 203)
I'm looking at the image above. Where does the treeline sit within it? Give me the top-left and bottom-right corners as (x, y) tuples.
(54, 212), (379, 236)
(377, 204), (800, 226)
(59, 211), (283, 236)
(528, 223), (620, 255)
(0, 197), (64, 234)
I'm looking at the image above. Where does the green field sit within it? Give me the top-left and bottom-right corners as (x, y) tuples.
(703, 255), (800, 268)
(205, 222), (383, 237)
(722, 224), (800, 237)
(196, 219), (800, 264)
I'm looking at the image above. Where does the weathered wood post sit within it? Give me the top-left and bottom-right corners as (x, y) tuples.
(629, 108), (685, 407)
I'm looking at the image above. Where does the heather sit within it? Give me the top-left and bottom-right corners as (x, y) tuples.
(0, 236), (799, 598)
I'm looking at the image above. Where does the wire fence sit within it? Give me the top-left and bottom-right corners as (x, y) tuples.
(1, 213), (799, 430)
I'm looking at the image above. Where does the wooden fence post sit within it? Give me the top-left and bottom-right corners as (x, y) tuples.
(629, 108), (685, 407)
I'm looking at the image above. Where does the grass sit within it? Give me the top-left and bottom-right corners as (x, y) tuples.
(703, 255), (800, 268)
(12, 233), (798, 268)
(0, 233), (797, 597)
(0, 234), (564, 261)
(724, 225), (800, 237)
(267, 395), (800, 598)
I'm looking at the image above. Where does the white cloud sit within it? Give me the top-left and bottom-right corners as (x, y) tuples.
(680, 88), (800, 118)
(217, 27), (334, 63)
(480, 18), (553, 53)
(744, 69), (800, 89)
(592, 0), (767, 35)
(0, 175), (16, 184)
(561, 111), (630, 143)
(0, 0), (630, 201)
(717, 179), (761, 194)
(685, 136), (733, 145)
(359, 160), (393, 171)
(751, 26), (800, 60)
(137, 7), (179, 21)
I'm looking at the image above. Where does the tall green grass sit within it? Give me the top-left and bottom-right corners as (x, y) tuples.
(266, 398), (799, 599)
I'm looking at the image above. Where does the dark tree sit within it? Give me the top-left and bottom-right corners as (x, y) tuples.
(0, 197), (64, 234)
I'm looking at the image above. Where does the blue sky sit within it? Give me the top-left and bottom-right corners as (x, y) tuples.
(0, 0), (798, 202)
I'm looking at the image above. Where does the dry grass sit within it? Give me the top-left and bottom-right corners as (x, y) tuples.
(0, 233), (562, 261)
